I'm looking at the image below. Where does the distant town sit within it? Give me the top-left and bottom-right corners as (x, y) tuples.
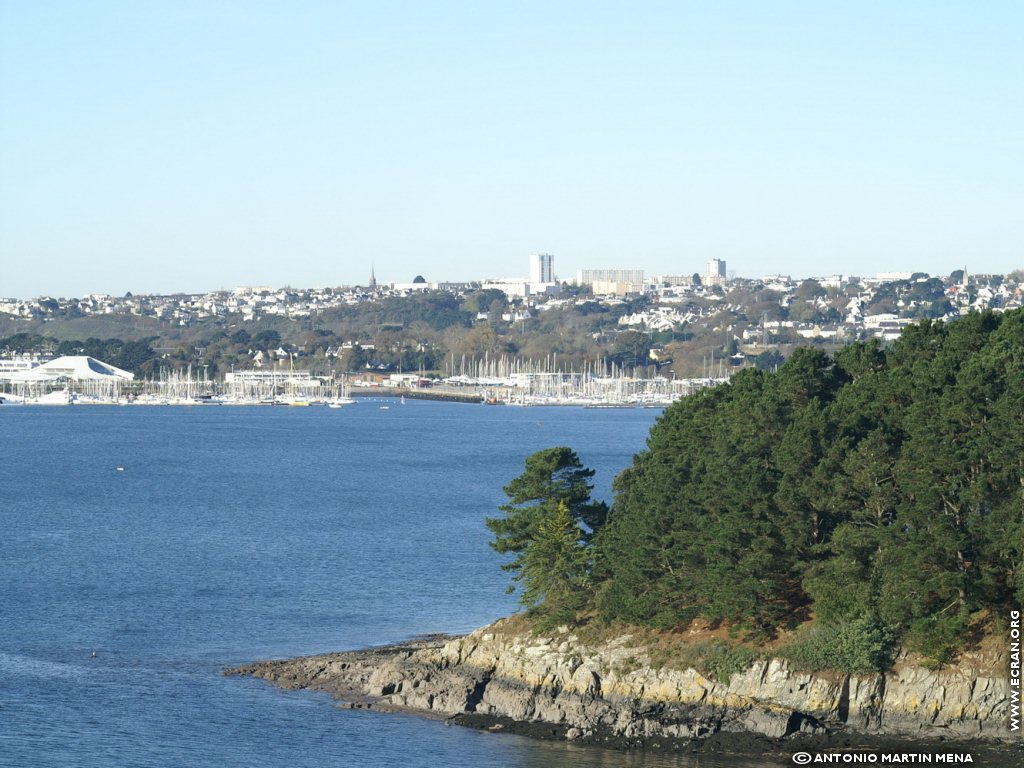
(1, 255), (1022, 406)
(4, 255), (1021, 333)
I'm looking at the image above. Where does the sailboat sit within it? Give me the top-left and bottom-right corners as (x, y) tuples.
(280, 354), (309, 406)
(326, 375), (356, 408)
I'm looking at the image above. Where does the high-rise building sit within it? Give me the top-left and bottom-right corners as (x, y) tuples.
(575, 268), (646, 296)
(575, 268), (645, 286)
(707, 259), (726, 280)
(529, 253), (555, 284)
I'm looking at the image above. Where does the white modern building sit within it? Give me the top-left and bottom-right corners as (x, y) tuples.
(575, 269), (646, 296)
(0, 354), (44, 382)
(481, 254), (562, 299)
(16, 355), (134, 382)
(2, 355), (135, 402)
(576, 268), (645, 286)
(706, 259), (727, 285)
(481, 280), (561, 299)
(655, 274), (699, 287)
(591, 280), (642, 297)
(529, 253), (555, 284)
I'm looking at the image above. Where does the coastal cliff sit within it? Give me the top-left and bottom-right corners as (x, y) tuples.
(228, 618), (1015, 751)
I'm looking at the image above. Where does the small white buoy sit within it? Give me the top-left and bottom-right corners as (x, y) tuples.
(91, 651), (97, 659)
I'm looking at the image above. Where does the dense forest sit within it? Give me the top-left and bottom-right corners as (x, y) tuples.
(489, 309), (1024, 669)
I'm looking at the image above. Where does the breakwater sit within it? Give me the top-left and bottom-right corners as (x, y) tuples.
(350, 386), (486, 404)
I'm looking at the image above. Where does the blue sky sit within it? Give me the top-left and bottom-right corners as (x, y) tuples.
(1, 1), (1021, 298)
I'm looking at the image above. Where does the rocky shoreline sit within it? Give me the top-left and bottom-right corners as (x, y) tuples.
(226, 619), (1021, 762)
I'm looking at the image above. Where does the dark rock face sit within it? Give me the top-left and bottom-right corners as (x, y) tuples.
(226, 621), (1017, 755)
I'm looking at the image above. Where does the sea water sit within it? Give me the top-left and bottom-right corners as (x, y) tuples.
(0, 400), (773, 767)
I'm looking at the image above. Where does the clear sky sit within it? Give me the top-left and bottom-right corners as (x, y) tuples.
(1, 1), (1021, 298)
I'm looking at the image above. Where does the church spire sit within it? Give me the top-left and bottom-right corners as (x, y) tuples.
(369, 265), (377, 289)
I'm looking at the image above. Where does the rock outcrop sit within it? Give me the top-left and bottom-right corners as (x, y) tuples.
(227, 619), (1015, 749)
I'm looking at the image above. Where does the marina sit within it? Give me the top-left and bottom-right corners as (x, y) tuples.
(0, 353), (728, 408)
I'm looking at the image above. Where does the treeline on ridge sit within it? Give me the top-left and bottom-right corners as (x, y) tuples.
(490, 309), (1024, 664)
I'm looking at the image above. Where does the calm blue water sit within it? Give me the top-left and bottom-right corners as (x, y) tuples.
(1, 401), (770, 768)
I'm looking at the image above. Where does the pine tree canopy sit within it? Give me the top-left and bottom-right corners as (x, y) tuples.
(489, 310), (1024, 660)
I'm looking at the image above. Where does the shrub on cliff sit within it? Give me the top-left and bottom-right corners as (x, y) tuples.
(655, 641), (759, 683)
(778, 616), (896, 675)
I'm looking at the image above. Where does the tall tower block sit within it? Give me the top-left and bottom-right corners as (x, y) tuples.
(707, 259), (726, 280)
(529, 253), (554, 283)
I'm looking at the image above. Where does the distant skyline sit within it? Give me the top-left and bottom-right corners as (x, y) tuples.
(2, 1), (1021, 299)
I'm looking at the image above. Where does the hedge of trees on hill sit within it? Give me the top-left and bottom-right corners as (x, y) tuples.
(490, 309), (1024, 662)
